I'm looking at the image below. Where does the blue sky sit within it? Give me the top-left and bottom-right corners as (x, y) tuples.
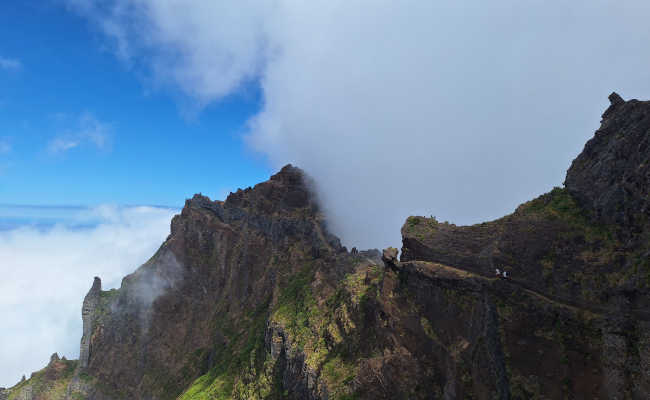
(0, 1), (270, 208)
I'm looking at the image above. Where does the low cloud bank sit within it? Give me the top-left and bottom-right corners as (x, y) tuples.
(68, 1), (650, 250)
(0, 205), (176, 387)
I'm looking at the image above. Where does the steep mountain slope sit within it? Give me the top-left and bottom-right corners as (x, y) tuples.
(4, 92), (650, 399)
(0, 355), (77, 400)
(69, 165), (360, 399)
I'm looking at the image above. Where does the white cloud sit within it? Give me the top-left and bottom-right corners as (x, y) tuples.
(67, 1), (650, 251)
(0, 139), (10, 154)
(48, 137), (81, 153)
(0, 205), (176, 387)
(48, 112), (111, 154)
(67, 0), (272, 105)
(0, 57), (21, 71)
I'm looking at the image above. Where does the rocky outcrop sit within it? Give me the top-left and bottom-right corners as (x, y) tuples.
(80, 277), (101, 369)
(2, 358), (78, 400)
(381, 247), (398, 266)
(565, 92), (650, 233)
(265, 322), (325, 400)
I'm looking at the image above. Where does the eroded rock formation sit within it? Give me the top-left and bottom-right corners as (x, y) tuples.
(566, 92), (650, 232)
(4, 93), (650, 399)
(80, 277), (101, 369)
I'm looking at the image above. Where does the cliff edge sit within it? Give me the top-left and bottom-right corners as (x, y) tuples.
(5, 94), (650, 399)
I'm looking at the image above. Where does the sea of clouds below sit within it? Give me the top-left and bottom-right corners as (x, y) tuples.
(0, 205), (177, 388)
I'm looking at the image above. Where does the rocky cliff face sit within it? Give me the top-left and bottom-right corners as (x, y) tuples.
(69, 165), (359, 400)
(399, 93), (650, 398)
(5, 93), (650, 399)
(80, 277), (102, 369)
(565, 92), (650, 233)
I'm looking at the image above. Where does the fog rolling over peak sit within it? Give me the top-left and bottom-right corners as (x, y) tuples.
(0, 205), (176, 388)
(71, 1), (650, 249)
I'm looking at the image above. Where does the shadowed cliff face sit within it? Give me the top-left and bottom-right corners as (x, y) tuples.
(401, 93), (650, 310)
(565, 92), (650, 233)
(6, 94), (650, 399)
(80, 278), (102, 369)
(400, 93), (650, 399)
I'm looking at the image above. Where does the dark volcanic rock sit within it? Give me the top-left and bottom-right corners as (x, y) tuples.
(402, 93), (650, 312)
(565, 92), (650, 232)
(68, 164), (357, 400)
(399, 94), (650, 399)
(11, 94), (650, 399)
(381, 247), (398, 266)
(80, 277), (101, 369)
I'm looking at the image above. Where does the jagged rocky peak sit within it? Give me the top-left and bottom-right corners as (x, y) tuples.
(89, 276), (101, 293)
(269, 163), (306, 185)
(381, 247), (399, 268)
(48, 353), (60, 365)
(174, 164), (341, 252)
(565, 92), (650, 229)
(226, 163), (315, 210)
(182, 164), (318, 225)
(80, 277), (102, 368)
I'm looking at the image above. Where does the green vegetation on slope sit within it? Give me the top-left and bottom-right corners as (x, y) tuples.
(177, 297), (272, 400)
(178, 258), (382, 400)
(7, 359), (78, 400)
(517, 187), (610, 238)
(517, 187), (633, 295)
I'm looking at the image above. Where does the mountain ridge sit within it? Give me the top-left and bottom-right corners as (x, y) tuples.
(4, 92), (650, 399)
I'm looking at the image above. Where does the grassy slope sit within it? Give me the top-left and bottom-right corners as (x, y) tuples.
(178, 258), (382, 400)
(6, 360), (77, 400)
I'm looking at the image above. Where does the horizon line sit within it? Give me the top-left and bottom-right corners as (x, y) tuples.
(0, 203), (182, 210)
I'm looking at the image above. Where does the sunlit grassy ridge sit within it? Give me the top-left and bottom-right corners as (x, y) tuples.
(6, 359), (77, 400)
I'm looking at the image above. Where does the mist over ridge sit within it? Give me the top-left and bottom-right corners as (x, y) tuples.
(0, 205), (176, 387)
(67, 1), (650, 250)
